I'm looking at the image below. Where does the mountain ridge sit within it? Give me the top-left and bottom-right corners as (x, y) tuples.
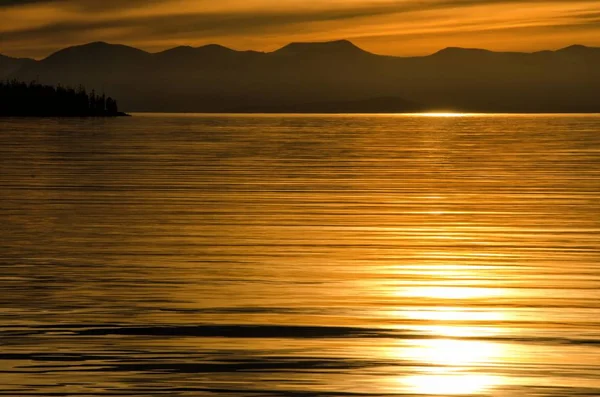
(3, 39), (600, 113)
(3, 39), (599, 61)
(273, 39), (371, 57)
(42, 41), (151, 63)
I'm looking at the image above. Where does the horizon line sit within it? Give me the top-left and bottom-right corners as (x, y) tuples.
(129, 111), (600, 117)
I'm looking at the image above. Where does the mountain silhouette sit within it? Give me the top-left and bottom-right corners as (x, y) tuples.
(556, 44), (596, 54)
(3, 40), (600, 113)
(44, 41), (150, 62)
(0, 54), (35, 80)
(155, 44), (254, 60)
(273, 40), (371, 58)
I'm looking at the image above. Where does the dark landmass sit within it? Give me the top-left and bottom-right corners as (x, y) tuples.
(0, 80), (129, 117)
(2, 40), (600, 113)
(228, 96), (426, 113)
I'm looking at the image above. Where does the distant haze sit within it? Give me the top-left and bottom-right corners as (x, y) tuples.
(2, 40), (599, 113)
(1, 0), (600, 59)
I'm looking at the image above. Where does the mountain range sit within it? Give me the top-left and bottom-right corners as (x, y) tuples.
(2, 40), (600, 113)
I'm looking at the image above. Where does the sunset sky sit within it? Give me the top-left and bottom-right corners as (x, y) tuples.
(2, 0), (600, 59)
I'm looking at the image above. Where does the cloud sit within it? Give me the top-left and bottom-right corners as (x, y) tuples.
(1, 0), (600, 58)
(0, 0), (165, 10)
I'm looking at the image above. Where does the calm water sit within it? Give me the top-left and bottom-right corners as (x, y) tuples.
(1, 113), (600, 396)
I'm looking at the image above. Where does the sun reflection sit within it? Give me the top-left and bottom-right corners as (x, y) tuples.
(402, 372), (499, 395)
(385, 264), (509, 395)
(413, 325), (499, 338)
(400, 307), (506, 322)
(419, 112), (473, 117)
(409, 339), (503, 366)
(387, 338), (506, 395)
(404, 286), (503, 300)
(381, 248), (512, 394)
(386, 337), (505, 368)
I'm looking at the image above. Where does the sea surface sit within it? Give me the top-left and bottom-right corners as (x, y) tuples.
(1, 113), (600, 396)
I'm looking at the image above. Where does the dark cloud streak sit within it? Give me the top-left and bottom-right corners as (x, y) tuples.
(0, 2), (420, 43)
(0, 0), (169, 10)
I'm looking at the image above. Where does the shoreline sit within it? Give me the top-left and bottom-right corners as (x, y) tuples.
(0, 112), (131, 118)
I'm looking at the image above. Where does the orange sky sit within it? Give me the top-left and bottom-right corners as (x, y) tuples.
(2, 0), (600, 58)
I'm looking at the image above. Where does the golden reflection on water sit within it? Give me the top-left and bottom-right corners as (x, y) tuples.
(402, 372), (500, 396)
(403, 286), (504, 300)
(389, 264), (510, 395)
(402, 307), (506, 323)
(2, 114), (600, 396)
(405, 338), (504, 367)
(386, 332), (506, 394)
(392, 325), (507, 395)
(416, 112), (477, 117)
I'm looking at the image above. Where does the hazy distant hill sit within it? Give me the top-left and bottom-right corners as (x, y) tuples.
(3, 40), (600, 113)
(0, 54), (35, 81)
(228, 96), (425, 113)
